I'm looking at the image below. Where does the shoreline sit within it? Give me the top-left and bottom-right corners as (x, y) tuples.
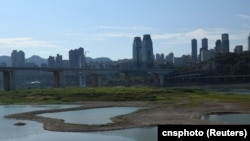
(5, 101), (250, 132)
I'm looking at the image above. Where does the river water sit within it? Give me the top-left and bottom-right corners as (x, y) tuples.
(39, 107), (141, 124)
(0, 105), (157, 141)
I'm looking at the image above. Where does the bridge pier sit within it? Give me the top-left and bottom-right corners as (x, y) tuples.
(3, 71), (15, 91)
(79, 73), (86, 87)
(153, 73), (164, 87)
(92, 74), (103, 87)
(124, 72), (131, 87)
(53, 71), (62, 88)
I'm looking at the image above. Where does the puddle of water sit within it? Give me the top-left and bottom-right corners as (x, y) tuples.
(39, 107), (141, 125)
(0, 105), (78, 140)
(201, 113), (250, 124)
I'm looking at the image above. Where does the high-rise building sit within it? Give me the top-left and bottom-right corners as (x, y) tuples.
(201, 38), (208, 50)
(166, 52), (174, 64)
(199, 38), (208, 59)
(11, 50), (25, 67)
(55, 54), (63, 68)
(48, 56), (55, 67)
(215, 40), (222, 54)
(155, 53), (165, 63)
(191, 39), (197, 62)
(222, 33), (229, 53)
(132, 37), (142, 68)
(141, 34), (154, 68)
(69, 47), (84, 68)
(248, 33), (250, 51)
(234, 45), (243, 54)
(155, 53), (161, 62)
(160, 53), (165, 62)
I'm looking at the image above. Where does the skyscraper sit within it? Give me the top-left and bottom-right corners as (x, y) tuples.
(248, 33), (250, 51)
(132, 37), (142, 68)
(55, 54), (63, 68)
(199, 38), (208, 61)
(69, 47), (84, 68)
(201, 38), (208, 50)
(222, 33), (229, 53)
(48, 56), (55, 67)
(11, 50), (25, 67)
(215, 40), (222, 54)
(191, 39), (197, 62)
(141, 34), (154, 68)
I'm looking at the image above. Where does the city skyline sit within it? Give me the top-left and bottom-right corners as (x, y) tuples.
(0, 0), (250, 60)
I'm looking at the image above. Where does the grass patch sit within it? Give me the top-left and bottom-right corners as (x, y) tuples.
(0, 87), (250, 106)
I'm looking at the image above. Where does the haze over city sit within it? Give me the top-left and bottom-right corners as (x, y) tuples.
(0, 0), (250, 60)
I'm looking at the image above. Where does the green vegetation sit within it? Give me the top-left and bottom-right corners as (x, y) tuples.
(176, 51), (250, 75)
(208, 51), (250, 75)
(0, 87), (250, 107)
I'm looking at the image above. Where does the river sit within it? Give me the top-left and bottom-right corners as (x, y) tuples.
(0, 105), (157, 141)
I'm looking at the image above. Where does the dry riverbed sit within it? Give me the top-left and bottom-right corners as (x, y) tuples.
(5, 101), (250, 132)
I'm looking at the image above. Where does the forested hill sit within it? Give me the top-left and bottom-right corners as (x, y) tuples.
(177, 51), (250, 75)
(207, 51), (250, 75)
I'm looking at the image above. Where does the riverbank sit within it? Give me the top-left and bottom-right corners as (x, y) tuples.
(1, 86), (250, 104)
(5, 100), (250, 132)
(3, 87), (250, 132)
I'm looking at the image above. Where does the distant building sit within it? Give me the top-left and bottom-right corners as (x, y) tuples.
(166, 52), (174, 64)
(200, 38), (208, 58)
(0, 62), (7, 67)
(141, 34), (154, 68)
(55, 54), (63, 68)
(174, 55), (192, 66)
(69, 47), (84, 68)
(155, 53), (165, 62)
(215, 40), (222, 54)
(191, 39), (197, 62)
(201, 49), (215, 62)
(201, 38), (208, 50)
(63, 60), (69, 68)
(48, 56), (55, 67)
(155, 53), (160, 62)
(11, 50), (25, 67)
(234, 45), (243, 54)
(222, 33), (230, 53)
(132, 37), (142, 68)
(173, 57), (183, 66)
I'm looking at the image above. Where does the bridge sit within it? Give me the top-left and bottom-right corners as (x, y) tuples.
(0, 67), (174, 91)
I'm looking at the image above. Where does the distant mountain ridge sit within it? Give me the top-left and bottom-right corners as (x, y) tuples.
(85, 57), (113, 63)
(0, 55), (113, 66)
(0, 56), (11, 66)
(26, 55), (47, 65)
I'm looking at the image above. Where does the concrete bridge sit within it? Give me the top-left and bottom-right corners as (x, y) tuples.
(0, 67), (174, 91)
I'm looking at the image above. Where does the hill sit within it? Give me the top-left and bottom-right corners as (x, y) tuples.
(0, 55), (113, 67)
(210, 51), (250, 75)
(26, 55), (47, 66)
(0, 56), (11, 66)
(175, 51), (250, 75)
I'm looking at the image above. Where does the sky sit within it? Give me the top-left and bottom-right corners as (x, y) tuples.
(0, 0), (250, 60)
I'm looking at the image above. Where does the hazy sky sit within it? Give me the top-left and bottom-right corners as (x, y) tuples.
(0, 0), (250, 60)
